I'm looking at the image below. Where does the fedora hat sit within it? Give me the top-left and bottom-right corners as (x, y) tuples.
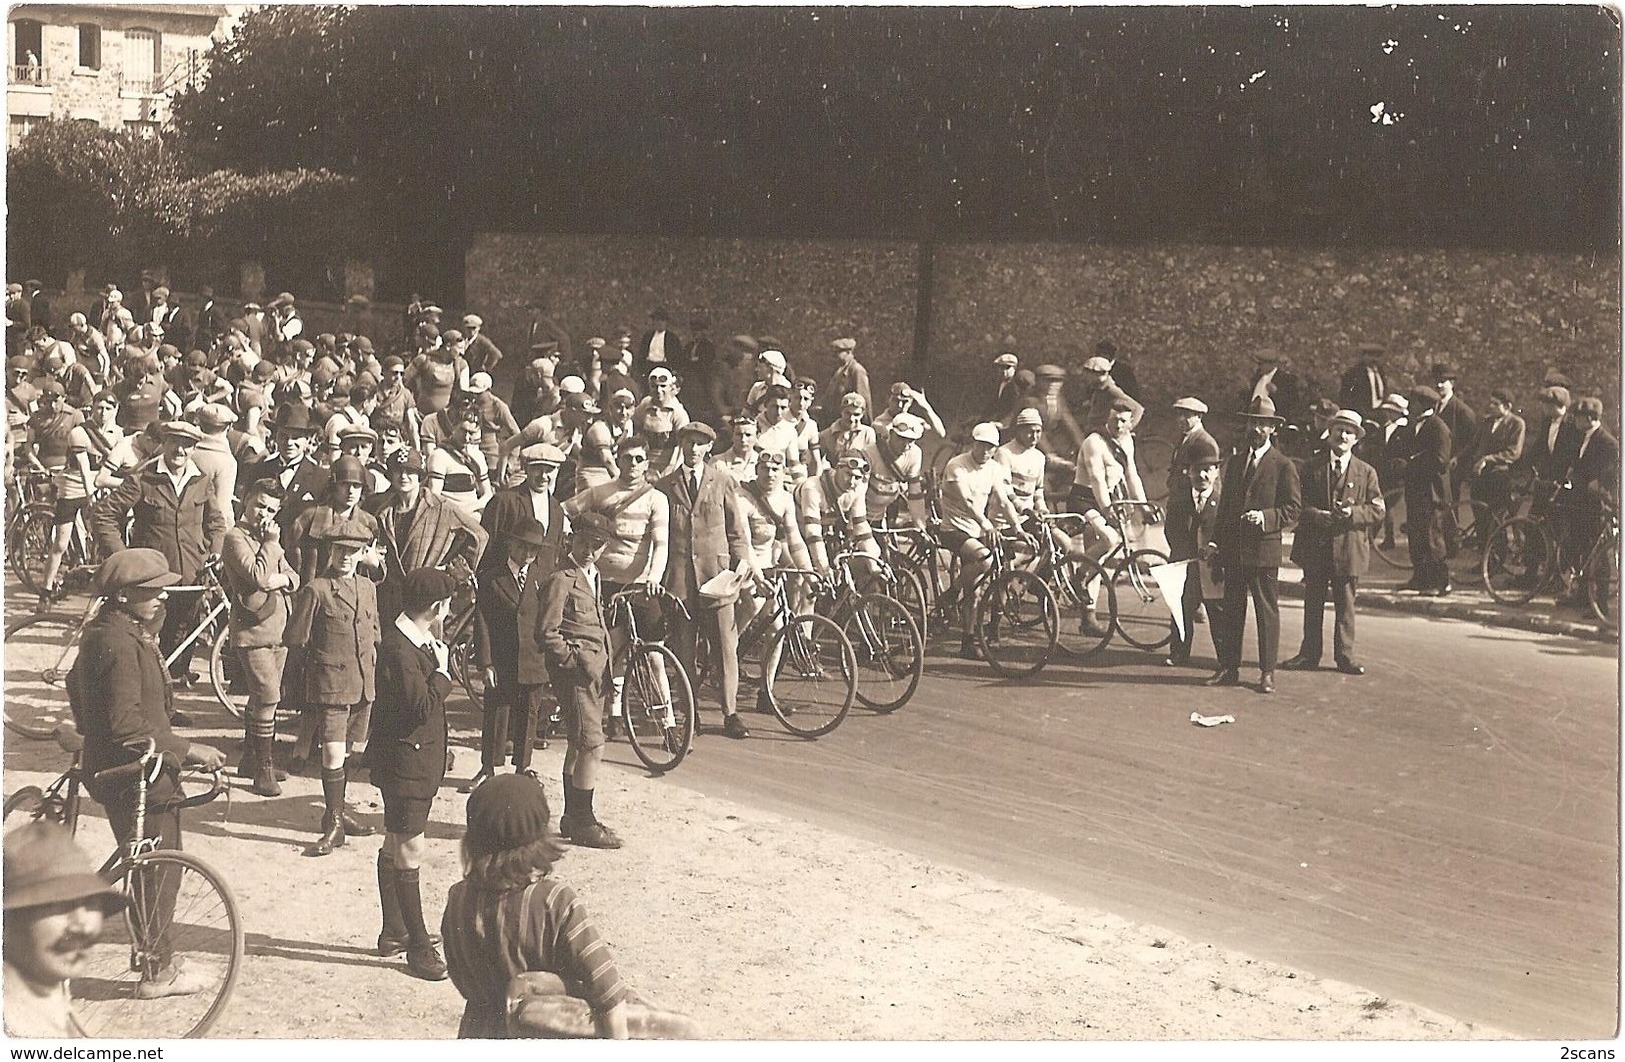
(1235, 395), (1284, 424)
(1326, 409), (1367, 439)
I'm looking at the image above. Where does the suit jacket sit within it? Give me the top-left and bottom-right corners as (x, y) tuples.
(287, 503), (382, 586)
(1166, 426), (1219, 498)
(150, 304), (192, 352)
(1471, 412), (1525, 472)
(1164, 481), (1223, 563)
(1569, 427), (1619, 508)
(241, 454), (330, 534)
(980, 376), (1025, 425)
(220, 525), (297, 648)
(657, 462), (751, 604)
(1524, 413), (1585, 484)
(1337, 363), (1387, 417)
(1289, 452), (1384, 577)
(68, 610), (187, 807)
(365, 488), (489, 597)
(536, 563), (610, 680)
(283, 574), (380, 705)
(1435, 394), (1478, 463)
(91, 461), (227, 580)
(479, 486), (566, 577)
(195, 300), (229, 353)
(370, 624), (452, 800)
(1247, 367), (1308, 424)
(1399, 414), (1452, 505)
(465, 333), (504, 376)
(638, 328), (685, 373)
(823, 360), (872, 420)
(1212, 444), (1301, 569)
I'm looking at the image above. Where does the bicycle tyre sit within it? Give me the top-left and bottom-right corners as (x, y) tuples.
(763, 614), (856, 738)
(1457, 499), (1493, 555)
(1052, 556), (1115, 659)
(1584, 529), (1619, 630)
(75, 849), (244, 1039)
(446, 615), (484, 710)
(840, 593), (924, 713)
(976, 568), (1059, 680)
(1372, 487), (1413, 570)
(8, 502), (57, 596)
(1481, 516), (1552, 605)
(623, 643), (696, 774)
(4, 611), (85, 739)
(207, 626), (246, 721)
(883, 552), (932, 639)
(1113, 549), (1175, 651)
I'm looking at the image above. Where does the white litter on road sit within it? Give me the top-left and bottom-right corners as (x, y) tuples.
(1190, 712), (1237, 727)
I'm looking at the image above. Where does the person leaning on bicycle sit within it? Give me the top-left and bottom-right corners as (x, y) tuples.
(64, 548), (228, 1000)
(1067, 396), (1156, 638)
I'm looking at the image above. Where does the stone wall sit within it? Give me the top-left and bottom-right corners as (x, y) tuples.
(466, 234), (1621, 424)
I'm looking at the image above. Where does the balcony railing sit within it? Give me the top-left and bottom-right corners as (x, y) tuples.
(8, 65), (50, 86)
(119, 72), (160, 95)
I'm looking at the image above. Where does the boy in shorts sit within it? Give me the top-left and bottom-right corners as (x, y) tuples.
(284, 525), (381, 855)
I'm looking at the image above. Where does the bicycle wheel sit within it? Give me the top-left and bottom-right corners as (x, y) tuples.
(763, 614), (855, 738)
(74, 850), (243, 1039)
(446, 616), (484, 709)
(8, 502), (56, 596)
(623, 643), (696, 773)
(4, 611), (85, 739)
(883, 552), (932, 638)
(1052, 556), (1115, 659)
(1481, 516), (1552, 604)
(1585, 530), (1619, 629)
(1456, 499), (1493, 555)
(207, 627), (246, 721)
(1113, 549), (1174, 651)
(840, 593), (923, 713)
(3, 786), (45, 828)
(1372, 488), (1413, 569)
(976, 569), (1058, 680)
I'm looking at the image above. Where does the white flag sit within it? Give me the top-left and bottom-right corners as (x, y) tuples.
(1147, 559), (1192, 643)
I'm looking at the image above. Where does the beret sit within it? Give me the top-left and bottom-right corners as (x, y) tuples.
(465, 773), (553, 857)
(402, 566), (458, 610)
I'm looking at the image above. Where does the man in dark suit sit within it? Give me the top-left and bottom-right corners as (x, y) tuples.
(242, 405), (331, 536)
(1337, 342), (1387, 418)
(1397, 386), (1454, 595)
(1163, 435), (1225, 667)
(1206, 395), (1301, 694)
(637, 307), (684, 378)
(1245, 350), (1309, 430)
(194, 285), (229, 354)
(537, 511), (622, 849)
(1284, 411), (1385, 676)
(1429, 364), (1478, 556)
(980, 352), (1023, 426)
(658, 422), (754, 739)
(24, 280), (51, 336)
(1469, 388), (1526, 526)
(1560, 397), (1618, 604)
(148, 287), (191, 354)
(1166, 396), (1219, 501)
(370, 566), (456, 980)
(1523, 385), (1584, 487)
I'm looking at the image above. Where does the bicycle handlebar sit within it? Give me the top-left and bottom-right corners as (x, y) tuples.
(176, 769), (229, 810)
(605, 583), (693, 622)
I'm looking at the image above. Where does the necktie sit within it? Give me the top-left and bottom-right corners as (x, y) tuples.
(1369, 367), (1383, 409)
(691, 470), (702, 498)
(516, 564), (528, 594)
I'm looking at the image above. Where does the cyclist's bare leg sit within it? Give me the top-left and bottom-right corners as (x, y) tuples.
(41, 518), (72, 595)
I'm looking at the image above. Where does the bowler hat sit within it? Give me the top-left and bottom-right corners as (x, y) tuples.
(4, 821), (125, 914)
(272, 404), (319, 435)
(96, 548), (180, 594)
(1186, 436), (1224, 468)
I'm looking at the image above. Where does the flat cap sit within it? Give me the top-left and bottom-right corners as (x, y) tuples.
(1377, 393), (1410, 416)
(1409, 385), (1442, 407)
(1081, 356), (1114, 372)
(1574, 396), (1605, 418)
(677, 421), (717, 443)
(971, 422), (1002, 445)
(570, 510), (617, 543)
(993, 352), (1019, 368)
(402, 566), (458, 610)
(832, 338), (857, 351)
(1172, 397), (1208, 415)
(336, 423), (378, 443)
(441, 329), (464, 344)
(317, 522), (373, 545)
(465, 372), (492, 395)
(96, 547), (180, 594)
(158, 420), (203, 443)
(520, 443), (566, 466)
(758, 349), (788, 371)
(586, 337), (607, 350)
(461, 314), (482, 328)
(194, 403), (238, 430)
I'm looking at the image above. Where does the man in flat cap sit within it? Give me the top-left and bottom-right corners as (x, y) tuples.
(1167, 397), (1217, 501)
(91, 420), (228, 695)
(1284, 410), (1384, 676)
(1559, 397), (1618, 604)
(980, 352), (1024, 426)
(1073, 354), (1144, 438)
(1207, 395), (1301, 694)
(461, 313), (503, 377)
(1395, 386), (1453, 595)
(817, 338), (871, 430)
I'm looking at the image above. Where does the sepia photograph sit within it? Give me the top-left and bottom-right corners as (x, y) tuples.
(0, 1), (1619, 1049)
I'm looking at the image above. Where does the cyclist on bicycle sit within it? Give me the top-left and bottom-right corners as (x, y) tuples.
(1068, 398), (1152, 638)
(795, 452), (880, 584)
(937, 423), (1025, 659)
(65, 548), (228, 1000)
(736, 449), (811, 711)
(994, 407), (1082, 561)
(859, 412), (931, 530)
(27, 380), (86, 606)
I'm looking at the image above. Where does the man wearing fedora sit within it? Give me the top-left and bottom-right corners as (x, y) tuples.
(1284, 410), (1384, 676)
(1207, 395), (1301, 694)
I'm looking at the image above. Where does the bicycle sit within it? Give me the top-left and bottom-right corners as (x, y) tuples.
(930, 528), (1058, 680)
(813, 549), (924, 713)
(873, 524), (946, 638)
(9, 497), (105, 600)
(1481, 490), (1617, 624)
(1052, 500), (1173, 656)
(1369, 486), (1494, 571)
(3, 736), (243, 1038)
(708, 568), (858, 738)
(7, 560), (234, 740)
(604, 584), (697, 773)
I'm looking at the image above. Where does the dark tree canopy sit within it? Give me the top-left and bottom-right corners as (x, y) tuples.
(172, 4), (1620, 266)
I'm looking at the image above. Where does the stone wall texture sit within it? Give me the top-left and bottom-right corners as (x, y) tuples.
(468, 234), (1621, 424)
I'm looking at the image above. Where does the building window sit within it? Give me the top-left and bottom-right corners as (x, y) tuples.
(123, 27), (160, 93)
(77, 23), (101, 70)
(125, 119), (160, 140)
(13, 18), (42, 68)
(9, 115), (37, 149)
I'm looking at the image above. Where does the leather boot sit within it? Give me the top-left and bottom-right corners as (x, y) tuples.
(339, 809), (376, 837)
(306, 813), (345, 857)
